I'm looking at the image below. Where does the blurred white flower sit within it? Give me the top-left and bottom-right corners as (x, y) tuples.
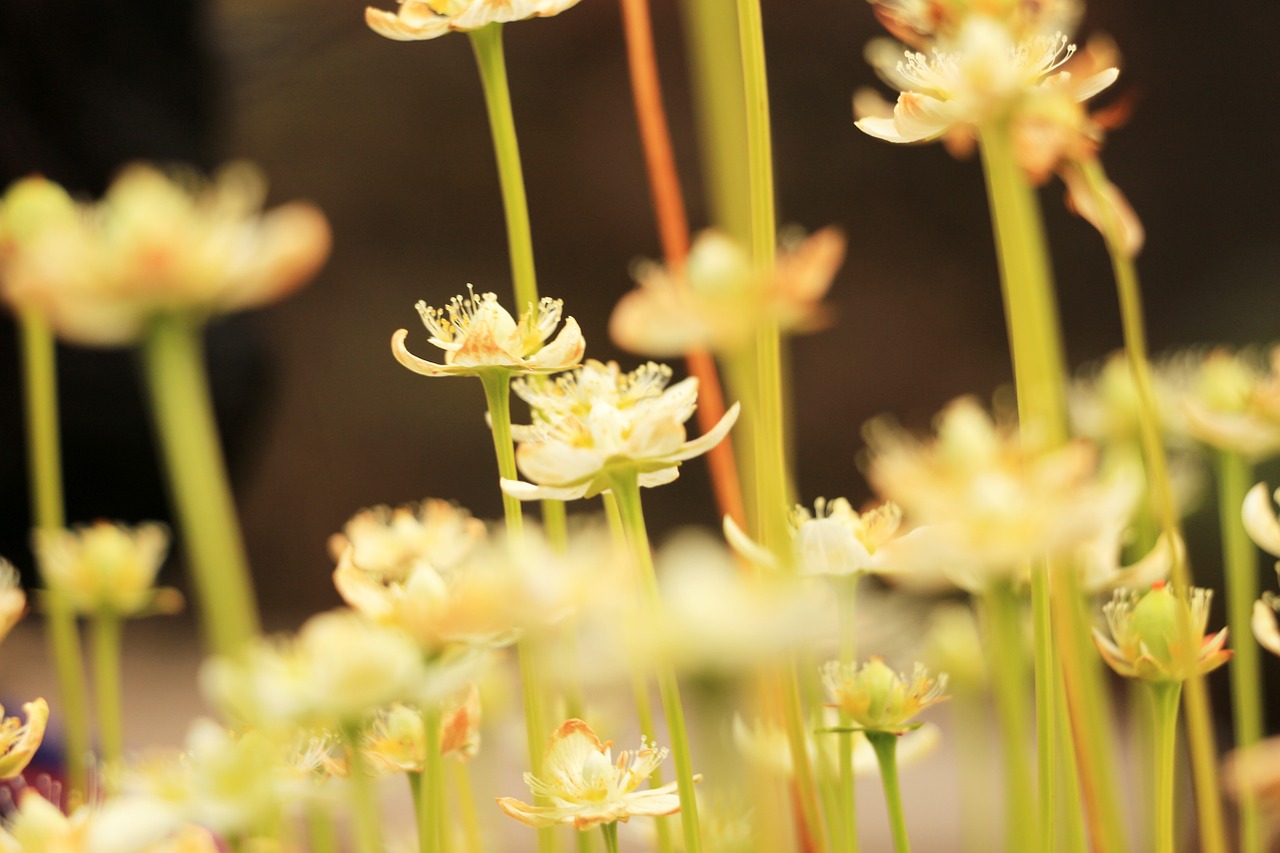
(367, 0), (583, 42)
(33, 521), (178, 617)
(328, 499), (486, 583)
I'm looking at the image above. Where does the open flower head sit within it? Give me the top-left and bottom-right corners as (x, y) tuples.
(367, 0), (583, 42)
(865, 0), (1081, 48)
(610, 227), (845, 357)
(502, 361), (740, 501)
(1177, 346), (1280, 459)
(392, 288), (584, 378)
(497, 719), (686, 830)
(328, 499), (486, 584)
(0, 164), (331, 346)
(821, 658), (949, 734)
(0, 699), (49, 779)
(0, 789), (221, 853)
(33, 521), (179, 617)
(1094, 582), (1232, 682)
(332, 685), (481, 777)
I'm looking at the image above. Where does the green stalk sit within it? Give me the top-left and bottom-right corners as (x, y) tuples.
(542, 499), (568, 550)
(469, 23), (538, 310)
(141, 312), (258, 656)
(978, 582), (1036, 852)
(866, 731), (911, 853)
(1081, 157), (1225, 853)
(419, 708), (447, 853)
(90, 612), (124, 775)
(1147, 682), (1182, 853)
(339, 722), (385, 853)
(305, 803), (340, 853)
(18, 308), (91, 797)
(837, 579), (860, 853)
(1217, 449), (1264, 853)
(409, 772), (431, 853)
(1029, 565), (1054, 852)
(479, 370), (524, 539)
(454, 761), (485, 853)
(608, 469), (701, 853)
(601, 822), (620, 853)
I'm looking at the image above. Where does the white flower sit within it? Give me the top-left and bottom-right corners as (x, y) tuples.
(366, 0), (583, 42)
(497, 719), (686, 830)
(328, 499), (486, 584)
(391, 288), (584, 378)
(1179, 346), (1280, 459)
(501, 362), (740, 501)
(33, 521), (176, 616)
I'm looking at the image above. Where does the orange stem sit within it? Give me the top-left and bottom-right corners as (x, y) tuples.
(618, 0), (746, 532)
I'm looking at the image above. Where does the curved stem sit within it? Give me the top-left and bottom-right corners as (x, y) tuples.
(469, 23), (537, 310)
(90, 612), (124, 776)
(608, 469), (701, 853)
(1148, 682), (1182, 853)
(142, 312), (259, 656)
(866, 731), (911, 853)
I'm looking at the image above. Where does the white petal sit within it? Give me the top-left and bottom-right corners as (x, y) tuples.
(1243, 482), (1280, 557)
(638, 467), (681, 489)
(391, 328), (450, 376)
(529, 316), (586, 371)
(665, 402), (740, 463)
(723, 515), (778, 571)
(1070, 67), (1119, 103)
(500, 478), (589, 502)
(516, 441), (605, 487)
(1252, 600), (1280, 657)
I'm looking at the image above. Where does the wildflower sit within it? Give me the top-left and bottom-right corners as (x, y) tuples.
(501, 362), (740, 501)
(1244, 482), (1280, 656)
(1070, 352), (1190, 447)
(864, 0), (1082, 48)
(0, 164), (330, 347)
(391, 288), (584, 378)
(821, 658), (949, 734)
(0, 789), (219, 853)
(335, 686), (482, 776)
(609, 227), (845, 357)
(0, 699), (49, 779)
(328, 499), (486, 584)
(1094, 582), (1232, 682)
(732, 713), (940, 777)
(1178, 346), (1280, 459)
(496, 719), (686, 830)
(33, 521), (180, 617)
(366, 0), (584, 42)
(0, 561), (26, 645)
(863, 396), (1137, 588)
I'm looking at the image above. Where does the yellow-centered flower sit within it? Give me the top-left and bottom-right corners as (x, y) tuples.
(1094, 582), (1232, 682)
(821, 658), (949, 734)
(366, 0), (584, 42)
(33, 521), (177, 617)
(328, 499), (486, 584)
(497, 719), (687, 830)
(391, 288), (584, 378)
(1178, 346), (1280, 459)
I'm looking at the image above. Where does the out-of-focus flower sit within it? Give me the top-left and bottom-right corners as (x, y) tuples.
(0, 164), (330, 347)
(863, 396), (1137, 589)
(1178, 347), (1280, 460)
(33, 521), (179, 617)
(391, 288), (584, 379)
(789, 498), (906, 575)
(1244, 485), (1280, 655)
(1224, 736), (1280, 819)
(366, 0), (583, 42)
(0, 699), (48, 779)
(0, 560), (27, 645)
(733, 713), (941, 777)
(1070, 352), (1191, 448)
(609, 227), (844, 357)
(334, 685), (481, 777)
(821, 658), (948, 734)
(497, 719), (686, 830)
(1094, 582), (1231, 682)
(0, 789), (219, 853)
(328, 499), (486, 583)
(864, 0), (1081, 48)
(501, 361), (739, 502)
(201, 610), (429, 728)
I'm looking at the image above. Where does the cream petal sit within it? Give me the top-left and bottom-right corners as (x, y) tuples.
(495, 797), (562, 828)
(391, 328), (452, 376)
(722, 515), (778, 571)
(892, 92), (961, 142)
(1243, 482), (1280, 558)
(638, 467), (681, 489)
(516, 440), (605, 487)
(618, 789), (682, 818)
(500, 478), (590, 502)
(1070, 67), (1120, 103)
(624, 414), (688, 461)
(528, 315), (586, 371)
(365, 6), (452, 39)
(665, 402), (740, 463)
(1252, 600), (1280, 657)
(1104, 533), (1178, 591)
(855, 115), (917, 143)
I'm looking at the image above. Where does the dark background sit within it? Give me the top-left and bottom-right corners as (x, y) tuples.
(1, 0), (1278, 626)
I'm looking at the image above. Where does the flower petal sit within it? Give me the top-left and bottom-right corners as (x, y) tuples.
(1243, 482), (1280, 558)
(391, 328), (452, 377)
(665, 402), (740, 463)
(1252, 600), (1280, 657)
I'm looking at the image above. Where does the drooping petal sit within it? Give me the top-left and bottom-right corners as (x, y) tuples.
(1243, 483), (1280, 558)
(516, 441), (606, 489)
(665, 402), (740, 463)
(391, 328), (451, 376)
(1252, 600), (1280, 657)
(365, 4), (453, 40)
(500, 478), (591, 503)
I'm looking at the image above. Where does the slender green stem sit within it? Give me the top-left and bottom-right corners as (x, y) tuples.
(608, 469), (701, 853)
(542, 499), (568, 549)
(979, 582), (1036, 853)
(479, 370), (524, 538)
(469, 23), (538, 309)
(1081, 157), (1224, 853)
(418, 708), (446, 853)
(305, 802), (340, 853)
(866, 732), (911, 853)
(1148, 682), (1182, 853)
(141, 313), (259, 655)
(18, 308), (91, 797)
(90, 612), (124, 775)
(1029, 565), (1054, 852)
(1217, 450), (1264, 853)
(837, 579), (860, 853)
(454, 761), (485, 853)
(339, 722), (384, 853)
(409, 772), (431, 853)
(601, 822), (620, 853)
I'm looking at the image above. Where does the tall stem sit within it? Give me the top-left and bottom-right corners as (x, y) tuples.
(305, 803), (340, 853)
(1082, 157), (1225, 853)
(419, 708), (447, 853)
(90, 612), (124, 775)
(455, 761), (485, 853)
(18, 307), (90, 797)
(469, 23), (537, 310)
(479, 370), (524, 538)
(1148, 682), (1182, 853)
(1217, 450), (1264, 853)
(340, 722), (385, 853)
(601, 823), (620, 853)
(141, 313), (258, 655)
(608, 469), (701, 853)
(837, 579), (860, 853)
(866, 731), (911, 853)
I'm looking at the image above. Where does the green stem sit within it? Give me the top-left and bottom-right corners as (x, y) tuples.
(141, 313), (259, 655)
(409, 772), (430, 853)
(339, 722), (384, 853)
(542, 499), (568, 549)
(979, 582), (1036, 853)
(1217, 450), (1264, 853)
(1148, 682), (1182, 853)
(837, 579), (860, 853)
(1081, 157), (1224, 853)
(90, 612), (124, 775)
(419, 707), (447, 853)
(454, 761), (485, 853)
(1030, 565), (1054, 852)
(608, 469), (701, 853)
(305, 802), (340, 853)
(18, 308), (91, 797)
(469, 23), (538, 310)
(866, 732), (911, 853)
(601, 822), (620, 853)
(479, 370), (524, 538)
